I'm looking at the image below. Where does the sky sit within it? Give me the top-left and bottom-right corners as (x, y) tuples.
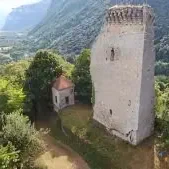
(0, 0), (41, 14)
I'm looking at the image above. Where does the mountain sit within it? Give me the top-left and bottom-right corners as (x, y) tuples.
(0, 12), (6, 29)
(29, 0), (169, 56)
(2, 0), (51, 32)
(148, 0), (169, 40)
(29, 0), (109, 56)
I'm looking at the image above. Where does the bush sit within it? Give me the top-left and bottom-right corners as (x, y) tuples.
(0, 143), (19, 169)
(155, 80), (169, 150)
(0, 110), (45, 169)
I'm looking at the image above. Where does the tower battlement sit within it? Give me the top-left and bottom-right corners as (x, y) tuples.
(106, 5), (154, 25)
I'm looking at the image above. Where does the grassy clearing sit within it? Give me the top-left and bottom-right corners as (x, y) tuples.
(50, 104), (168, 169)
(61, 104), (92, 129)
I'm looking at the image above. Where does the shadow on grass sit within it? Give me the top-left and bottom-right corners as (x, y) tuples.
(48, 117), (124, 169)
(35, 103), (169, 169)
(37, 115), (169, 169)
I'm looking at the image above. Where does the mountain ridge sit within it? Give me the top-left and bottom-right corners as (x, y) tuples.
(2, 0), (51, 32)
(27, 0), (169, 57)
(29, 0), (110, 56)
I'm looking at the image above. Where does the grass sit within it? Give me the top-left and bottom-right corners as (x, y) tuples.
(61, 104), (92, 129)
(49, 104), (167, 169)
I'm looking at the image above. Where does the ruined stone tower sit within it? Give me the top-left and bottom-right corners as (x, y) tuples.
(90, 4), (155, 145)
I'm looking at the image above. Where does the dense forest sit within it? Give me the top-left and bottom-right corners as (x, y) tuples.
(28, 0), (108, 56)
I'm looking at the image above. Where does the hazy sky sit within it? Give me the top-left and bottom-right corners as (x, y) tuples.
(0, 0), (41, 13)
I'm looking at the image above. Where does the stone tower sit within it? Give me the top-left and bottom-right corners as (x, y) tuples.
(90, 4), (155, 145)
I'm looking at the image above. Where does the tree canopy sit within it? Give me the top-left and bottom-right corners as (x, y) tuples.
(0, 60), (30, 114)
(25, 50), (73, 101)
(0, 110), (45, 169)
(72, 49), (92, 104)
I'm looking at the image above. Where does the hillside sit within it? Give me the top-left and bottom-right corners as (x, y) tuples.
(2, 0), (51, 32)
(29, 0), (169, 57)
(29, 0), (109, 56)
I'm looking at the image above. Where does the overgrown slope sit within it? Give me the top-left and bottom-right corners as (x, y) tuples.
(29, 0), (110, 56)
(29, 0), (169, 57)
(2, 0), (51, 32)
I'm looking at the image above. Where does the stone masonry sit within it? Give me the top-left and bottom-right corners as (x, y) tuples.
(90, 4), (155, 145)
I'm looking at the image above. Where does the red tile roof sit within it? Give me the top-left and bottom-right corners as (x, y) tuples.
(52, 75), (74, 90)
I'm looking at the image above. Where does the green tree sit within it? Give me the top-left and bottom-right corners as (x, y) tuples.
(0, 143), (19, 169)
(0, 60), (31, 114)
(0, 54), (13, 65)
(25, 50), (64, 100)
(72, 49), (92, 104)
(0, 110), (44, 169)
(0, 60), (30, 86)
(156, 35), (169, 62)
(25, 50), (72, 120)
(0, 78), (25, 114)
(10, 51), (24, 62)
(155, 79), (169, 149)
(155, 61), (169, 76)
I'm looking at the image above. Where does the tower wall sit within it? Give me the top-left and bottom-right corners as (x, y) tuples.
(90, 5), (155, 145)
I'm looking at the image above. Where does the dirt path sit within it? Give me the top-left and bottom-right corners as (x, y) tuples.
(36, 134), (90, 169)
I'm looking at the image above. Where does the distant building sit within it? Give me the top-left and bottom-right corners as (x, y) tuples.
(90, 4), (155, 145)
(52, 76), (75, 112)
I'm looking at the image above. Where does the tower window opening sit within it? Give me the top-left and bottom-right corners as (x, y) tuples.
(110, 109), (112, 115)
(110, 48), (115, 61)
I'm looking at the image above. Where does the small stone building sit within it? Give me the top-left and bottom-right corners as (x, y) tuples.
(52, 76), (75, 112)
